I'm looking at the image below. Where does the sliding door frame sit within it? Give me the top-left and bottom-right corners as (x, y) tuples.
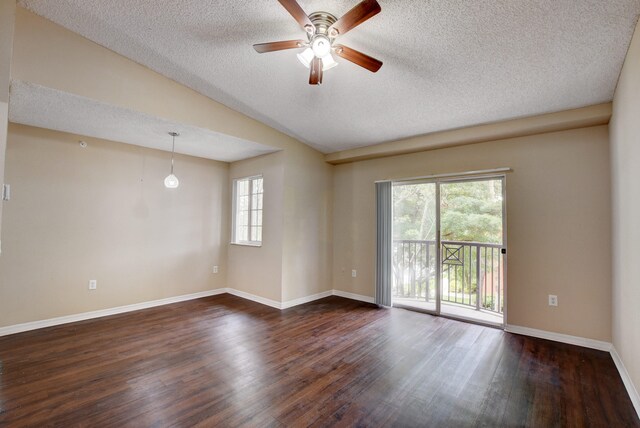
(435, 181), (442, 316)
(391, 172), (508, 328)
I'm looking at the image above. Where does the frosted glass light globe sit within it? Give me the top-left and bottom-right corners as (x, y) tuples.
(164, 173), (179, 189)
(322, 54), (338, 71)
(311, 36), (331, 58)
(297, 47), (314, 68)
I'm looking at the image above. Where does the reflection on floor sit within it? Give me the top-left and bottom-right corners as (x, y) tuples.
(393, 297), (503, 326)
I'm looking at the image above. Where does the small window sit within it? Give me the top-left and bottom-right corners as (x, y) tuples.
(232, 175), (263, 246)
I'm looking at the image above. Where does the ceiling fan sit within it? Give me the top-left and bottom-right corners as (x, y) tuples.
(253, 0), (383, 85)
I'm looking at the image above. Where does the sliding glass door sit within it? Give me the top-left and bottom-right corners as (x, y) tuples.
(392, 181), (438, 313)
(438, 178), (505, 325)
(391, 176), (506, 327)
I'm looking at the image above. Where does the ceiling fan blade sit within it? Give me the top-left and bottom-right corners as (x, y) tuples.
(277, 0), (315, 33)
(253, 40), (307, 53)
(334, 44), (383, 72)
(328, 0), (381, 37)
(309, 57), (323, 85)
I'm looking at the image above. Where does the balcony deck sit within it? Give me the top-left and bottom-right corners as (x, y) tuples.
(393, 239), (504, 325)
(394, 297), (503, 326)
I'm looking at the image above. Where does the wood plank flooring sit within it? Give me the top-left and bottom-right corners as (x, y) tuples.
(0, 295), (637, 427)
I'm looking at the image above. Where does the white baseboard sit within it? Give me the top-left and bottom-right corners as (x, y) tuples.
(505, 324), (612, 351)
(611, 346), (640, 417)
(332, 289), (375, 304)
(281, 290), (333, 309)
(0, 288), (367, 337)
(494, 325), (640, 418)
(224, 288), (374, 310)
(224, 288), (281, 309)
(0, 289), (226, 337)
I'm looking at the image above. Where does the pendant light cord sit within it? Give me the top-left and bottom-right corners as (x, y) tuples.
(170, 133), (175, 174)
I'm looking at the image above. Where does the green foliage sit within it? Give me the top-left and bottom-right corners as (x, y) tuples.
(393, 184), (436, 241)
(441, 181), (502, 243)
(393, 180), (503, 244)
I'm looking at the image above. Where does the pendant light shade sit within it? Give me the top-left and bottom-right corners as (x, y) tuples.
(165, 132), (180, 189)
(164, 173), (179, 188)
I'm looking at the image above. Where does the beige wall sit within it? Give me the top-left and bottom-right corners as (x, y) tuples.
(0, 124), (229, 327)
(610, 18), (640, 402)
(228, 152), (285, 303)
(7, 7), (335, 310)
(0, 0), (16, 244)
(0, 0), (14, 104)
(333, 126), (612, 341)
(0, 103), (7, 243)
(227, 146), (334, 304)
(281, 147), (333, 302)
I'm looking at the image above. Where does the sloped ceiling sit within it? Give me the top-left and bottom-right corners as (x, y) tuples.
(18, 0), (640, 153)
(9, 81), (278, 162)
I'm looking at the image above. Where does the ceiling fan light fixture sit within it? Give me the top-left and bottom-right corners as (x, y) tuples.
(298, 49), (338, 71)
(322, 54), (338, 71)
(311, 35), (331, 58)
(297, 47), (314, 68)
(253, 0), (383, 84)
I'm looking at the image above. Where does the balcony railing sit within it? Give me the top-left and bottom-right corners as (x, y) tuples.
(392, 239), (504, 314)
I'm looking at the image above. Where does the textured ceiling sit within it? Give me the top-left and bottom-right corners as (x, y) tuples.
(18, 0), (640, 153)
(9, 81), (278, 162)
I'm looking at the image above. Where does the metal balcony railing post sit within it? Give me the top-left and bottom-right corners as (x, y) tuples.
(425, 242), (430, 303)
(476, 245), (481, 311)
(392, 239), (503, 314)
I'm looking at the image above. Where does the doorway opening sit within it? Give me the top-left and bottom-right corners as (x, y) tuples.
(391, 176), (506, 327)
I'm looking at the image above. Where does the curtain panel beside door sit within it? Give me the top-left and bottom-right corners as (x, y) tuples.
(375, 181), (393, 307)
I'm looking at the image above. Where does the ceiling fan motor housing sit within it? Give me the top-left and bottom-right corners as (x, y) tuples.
(308, 12), (338, 39)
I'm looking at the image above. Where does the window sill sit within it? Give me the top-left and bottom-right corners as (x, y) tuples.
(230, 242), (262, 248)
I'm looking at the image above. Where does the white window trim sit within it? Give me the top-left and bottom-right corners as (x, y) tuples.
(231, 174), (263, 247)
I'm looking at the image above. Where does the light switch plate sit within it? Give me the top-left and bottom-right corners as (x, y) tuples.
(2, 184), (10, 201)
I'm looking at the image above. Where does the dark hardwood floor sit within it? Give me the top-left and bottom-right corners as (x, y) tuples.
(0, 295), (637, 427)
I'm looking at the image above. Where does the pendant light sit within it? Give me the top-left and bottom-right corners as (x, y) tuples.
(164, 132), (180, 189)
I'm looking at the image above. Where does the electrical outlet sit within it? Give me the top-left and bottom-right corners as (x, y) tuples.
(548, 294), (558, 306)
(213, 265), (219, 274)
(352, 269), (357, 278)
(88, 280), (97, 290)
